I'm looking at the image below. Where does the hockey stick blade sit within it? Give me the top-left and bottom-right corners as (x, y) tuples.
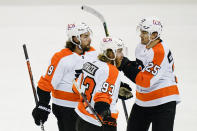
(81, 5), (109, 36)
(82, 5), (105, 23)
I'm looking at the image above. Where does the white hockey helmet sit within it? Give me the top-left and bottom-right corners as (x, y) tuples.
(137, 16), (163, 38)
(67, 22), (92, 48)
(100, 36), (126, 60)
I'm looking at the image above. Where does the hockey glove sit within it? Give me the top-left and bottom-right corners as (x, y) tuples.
(103, 116), (117, 127)
(94, 102), (110, 117)
(118, 57), (130, 71)
(118, 57), (137, 71)
(32, 102), (51, 125)
(118, 82), (133, 100)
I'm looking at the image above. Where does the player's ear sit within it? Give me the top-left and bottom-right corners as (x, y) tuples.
(72, 36), (80, 44)
(151, 32), (158, 40)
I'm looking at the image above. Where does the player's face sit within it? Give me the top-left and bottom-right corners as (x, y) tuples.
(80, 32), (91, 51)
(115, 48), (124, 68)
(140, 30), (150, 45)
(140, 30), (158, 45)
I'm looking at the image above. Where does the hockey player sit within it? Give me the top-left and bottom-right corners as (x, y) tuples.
(118, 17), (181, 131)
(32, 22), (98, 131)
(73, 36), (129, 131)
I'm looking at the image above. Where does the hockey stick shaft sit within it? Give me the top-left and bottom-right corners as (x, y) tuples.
(103, 22), (109, 37)
(23, 44), (38, 104)
(23, 44), (45, 131)
(121, 100), (128, 121)
(73, 80), (103, 125)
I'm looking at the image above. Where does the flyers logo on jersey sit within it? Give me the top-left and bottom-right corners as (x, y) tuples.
(103, 38), (112, 43)
(68, 24), (75, 30)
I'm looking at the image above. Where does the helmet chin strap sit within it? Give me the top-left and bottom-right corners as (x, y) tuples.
(70, 36), (83, 50)
(146, 33), (160, 47)
(103, 50), (117, 66)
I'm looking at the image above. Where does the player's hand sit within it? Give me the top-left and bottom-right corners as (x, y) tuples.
(32, 102), (51, 125)
(118, 82), (133, 100)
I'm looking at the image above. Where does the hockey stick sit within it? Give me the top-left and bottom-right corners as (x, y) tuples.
(73, 80), (103, 126)
(81, 5), (109, 37)
(121, 100), (129, 121)
(81, 5), (129, 121)
(23, 44), (45, 131)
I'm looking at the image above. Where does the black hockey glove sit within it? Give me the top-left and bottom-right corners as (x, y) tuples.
(118, 57), (137, 71)
(118, 82), (133, 100)
(103, 116), (117, 127)
(94, 102), (110, 117)
(118, 57), (131, 71)
(32, 102), (51, 126)
(94, 102), (117, 127)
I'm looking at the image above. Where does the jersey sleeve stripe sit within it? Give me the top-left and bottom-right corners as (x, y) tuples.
(72, 79), (80, 95)
(111, 113), (119, 119)
(106, 63), (119, 85)
(136, 85), (179, 101)
(38, 76), (54, 92)
(135, 43), (165, 88)
(94, 92), (112, 104)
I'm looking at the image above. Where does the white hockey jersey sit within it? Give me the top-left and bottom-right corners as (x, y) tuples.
(134, 42), (181, 107)
(38, 47), (98, 108)
(74, 60), (121, 126)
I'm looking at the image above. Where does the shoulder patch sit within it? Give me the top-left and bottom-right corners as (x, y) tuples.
(83, 62), (98, 76)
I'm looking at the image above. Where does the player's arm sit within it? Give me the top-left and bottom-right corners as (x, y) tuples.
(92, 68), (112, 117)
(93, 67), (119, 126)
(38, 54), (66, 104)
(119, 49), (164, 88)
(32, 53), (67, 125)
(118, 57), (141, 83)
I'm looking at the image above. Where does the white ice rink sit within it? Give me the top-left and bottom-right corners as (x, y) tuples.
(0, 1), (197, 131)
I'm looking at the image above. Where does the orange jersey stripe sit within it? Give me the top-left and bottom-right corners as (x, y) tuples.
(72, 83), (80, 95)
(106, 63), (119, 85)
(52, 89), (80, 102)
(111, 113), (119, 119)
(38, 76), (54, 92)
(38, 48), (73, 92)
(136, 85), (179, 101)
(94, 92), (112, 104)
(135, 43), (165, 87)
